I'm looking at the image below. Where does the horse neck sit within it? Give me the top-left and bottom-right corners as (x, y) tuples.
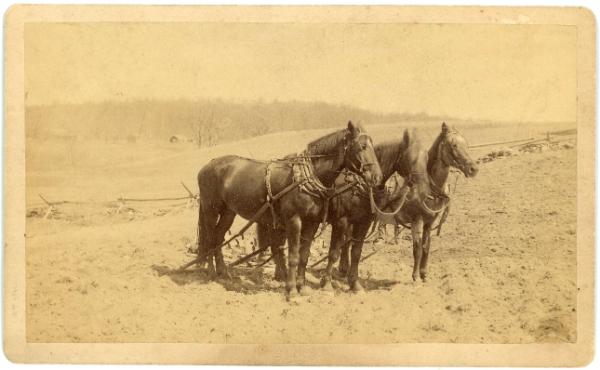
(428, 140), (450, 190)
(310, 156), (341, 187)
(375, 142), (403, 182)
(304, 130), (349, 187)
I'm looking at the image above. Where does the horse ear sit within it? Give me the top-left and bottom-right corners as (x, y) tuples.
(347, 120), (359, 137)
(402, 129), (411, 146)
(441, 122), (449, 134)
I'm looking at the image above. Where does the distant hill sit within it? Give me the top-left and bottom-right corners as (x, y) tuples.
(25, 99), (446, 147)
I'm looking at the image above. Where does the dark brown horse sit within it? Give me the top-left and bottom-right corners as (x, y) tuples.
(196, 121), (382, 300)
(257, 128), (431, 293)
(340, 122), (479, 282)
(320, 128), (431, 292)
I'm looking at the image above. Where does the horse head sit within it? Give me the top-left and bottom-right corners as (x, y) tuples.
(342, 121), (382, 187)
(436, 122), (479, 178)
(396, 129), (431, 200)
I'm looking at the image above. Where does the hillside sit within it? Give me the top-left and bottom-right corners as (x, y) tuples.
(26, 99), (429, 146)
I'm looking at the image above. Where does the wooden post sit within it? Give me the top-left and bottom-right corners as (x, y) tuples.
(181, 181), (198, 208)
(38, 194), (55, 219)
(180, 181), (194, 197)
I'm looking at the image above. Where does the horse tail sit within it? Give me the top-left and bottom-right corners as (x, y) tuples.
(196, 197), (202, 255)
(195, 175), (207, 265)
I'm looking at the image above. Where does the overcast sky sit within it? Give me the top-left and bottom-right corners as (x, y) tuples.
(25, 22), (576, 122)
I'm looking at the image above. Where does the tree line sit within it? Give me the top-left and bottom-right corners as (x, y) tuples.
(25, 99), (437, 147)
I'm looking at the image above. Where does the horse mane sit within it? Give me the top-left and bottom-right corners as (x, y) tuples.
(306, 124), (363, 155)
(428, 130), (444, 171)
(374, 129), (423, 179)
(374, 141), (403, 179)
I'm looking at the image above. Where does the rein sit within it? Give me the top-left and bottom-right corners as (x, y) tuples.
(421, 174), (450, 216)
(368, 170), (427, 223)
(369, 186), (409, 224)
(421, 197), (448, 215)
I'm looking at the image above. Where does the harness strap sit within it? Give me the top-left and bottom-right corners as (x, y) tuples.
(178, 180), (302, 271)
(265, 162), (279, 229)
(369, 185), (410, 224)
(422, 191), (450, 215)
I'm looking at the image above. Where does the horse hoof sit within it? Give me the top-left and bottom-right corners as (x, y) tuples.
(350, 281), (365, 294)
(420, 274), (428, 282)
(412, 273), (419, 282)
(286, 290), (301, 303)
(321, 280), (334, 292)
(298, 285), (313, 296)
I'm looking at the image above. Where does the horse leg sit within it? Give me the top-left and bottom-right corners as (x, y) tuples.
(376, 223), (386, 243)
(338, 224), (352, 277)
(393, 223), (402, 244)
(285, 215), (302, 301)
(321, 218), (347, 292)
(297, 220), (320, 296)
(195, 201), (207, 267)
(199, 200), (220, 278)
(419, 222), (433, 282)
(256, 223), (272, 269)
(255, 227), (269, 263)
(411, 217), (424, 282)
(212, 208), (236, 279)
(271, 228), (288, 282)
(348, 221), (369, 293)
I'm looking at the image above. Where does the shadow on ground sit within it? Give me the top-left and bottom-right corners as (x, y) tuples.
(151, 263), (287, 294)
(152, 258), (399, 295)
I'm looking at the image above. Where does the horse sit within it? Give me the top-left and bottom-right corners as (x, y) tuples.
(320, 128), (431, 292)
(196, 121), (382, 300)
(256, 128), (431, 293)
(371, 173), (404, 244)
(339, 122), (479, 282)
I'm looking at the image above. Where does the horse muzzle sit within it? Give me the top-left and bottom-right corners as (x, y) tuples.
(363, 167), (383, 187)
(464, 162), (479, 177)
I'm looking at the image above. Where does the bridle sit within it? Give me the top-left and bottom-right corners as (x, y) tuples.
(422, 130), (466, 215)
(343, 132), (377, 178)
(437, 130), (469, 171)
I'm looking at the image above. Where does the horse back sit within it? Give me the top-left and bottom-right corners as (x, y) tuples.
(197, 155), (295, 221)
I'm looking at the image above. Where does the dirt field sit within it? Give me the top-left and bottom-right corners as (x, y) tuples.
(25, 122), (577, 343)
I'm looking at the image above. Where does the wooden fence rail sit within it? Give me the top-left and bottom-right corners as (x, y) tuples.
(29, 181), (198, 217)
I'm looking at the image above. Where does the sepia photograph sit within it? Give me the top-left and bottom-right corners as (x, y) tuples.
(3, 4), (595, 366)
